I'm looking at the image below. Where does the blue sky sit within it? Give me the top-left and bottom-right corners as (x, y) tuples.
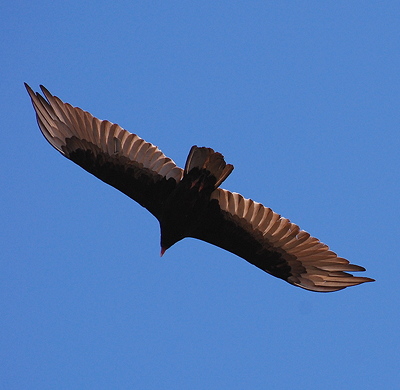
(1, 1), (399, 389)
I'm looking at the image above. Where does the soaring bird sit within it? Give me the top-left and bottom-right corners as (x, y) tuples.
(25, 84), (374, 292)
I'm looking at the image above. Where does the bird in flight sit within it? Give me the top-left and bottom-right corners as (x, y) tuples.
(26, 84), (374, 292)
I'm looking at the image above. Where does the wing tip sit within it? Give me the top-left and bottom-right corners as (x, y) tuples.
(24, 82), (36, 99)
(25, 83), (51, 99)
(289, 273), (375, 292)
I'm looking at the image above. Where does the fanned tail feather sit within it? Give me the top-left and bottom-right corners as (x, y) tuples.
(184, 145), (234, 188)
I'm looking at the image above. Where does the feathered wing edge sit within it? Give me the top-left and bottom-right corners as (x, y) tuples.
(25, 84), (184, 182)
(211, 188), (374, 292)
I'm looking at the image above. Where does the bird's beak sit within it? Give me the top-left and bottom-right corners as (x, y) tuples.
(160, 247), (166, 257)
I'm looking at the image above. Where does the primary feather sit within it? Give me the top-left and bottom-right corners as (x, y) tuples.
(26, 84), (374, 292)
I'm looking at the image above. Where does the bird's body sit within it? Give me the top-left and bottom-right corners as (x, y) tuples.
(26, 84), (374, 292)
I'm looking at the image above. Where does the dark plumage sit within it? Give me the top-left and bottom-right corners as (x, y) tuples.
(26, 84), (374, 292)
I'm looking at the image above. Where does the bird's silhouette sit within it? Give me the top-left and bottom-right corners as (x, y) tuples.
(26, 84), (374, 292)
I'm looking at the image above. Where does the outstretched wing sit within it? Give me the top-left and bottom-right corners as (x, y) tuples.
(192, 188), (374, 292)
(25, 84), (183, 219)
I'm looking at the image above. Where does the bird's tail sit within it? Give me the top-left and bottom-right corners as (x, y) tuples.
(184, 146), (234, 189)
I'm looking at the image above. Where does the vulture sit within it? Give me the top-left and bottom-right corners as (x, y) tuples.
(25, 84), (374, 292)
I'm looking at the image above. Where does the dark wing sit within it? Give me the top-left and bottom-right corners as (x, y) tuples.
(192, 188), (374, 292)
(25, 84), (183, 219)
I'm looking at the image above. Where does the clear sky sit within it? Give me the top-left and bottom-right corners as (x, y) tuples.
(1, 1), (399, 389)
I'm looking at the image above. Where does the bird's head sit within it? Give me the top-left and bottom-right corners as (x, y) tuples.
(160, 224), (185, 257)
